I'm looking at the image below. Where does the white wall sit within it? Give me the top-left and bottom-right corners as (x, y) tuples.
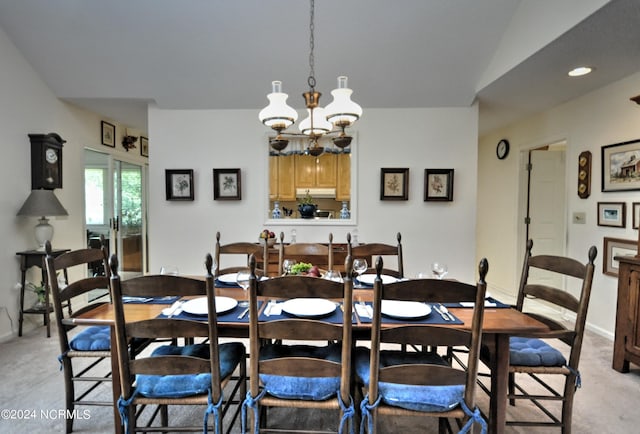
(0, 26), (148, 340)
(477, 71), (640, 339)
(148, 105), (480, 282)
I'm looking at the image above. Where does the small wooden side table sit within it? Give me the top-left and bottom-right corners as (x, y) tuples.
(16, 249), (69, 337)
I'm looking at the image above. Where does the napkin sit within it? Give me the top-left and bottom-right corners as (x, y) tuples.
(161, 300), (184, 316)
(355, 303), (372, 319)
(264, 301), (282, 316)
(460, 300), (497, 308)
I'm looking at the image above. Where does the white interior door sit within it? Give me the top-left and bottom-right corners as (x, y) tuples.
(526, 146), (567, 287)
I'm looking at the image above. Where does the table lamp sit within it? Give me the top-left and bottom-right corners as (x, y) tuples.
(17, 189), (68, 249)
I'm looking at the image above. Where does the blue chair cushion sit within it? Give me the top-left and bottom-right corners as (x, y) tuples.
(509, 337), (566, 367)
(354, 347), (464, 413)
(135, 342), (245, 399)
(69, 325), (110, 351)
(259, 343), (342, 401)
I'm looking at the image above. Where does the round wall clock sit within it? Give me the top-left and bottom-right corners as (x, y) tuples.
(496, 139), (510, 160)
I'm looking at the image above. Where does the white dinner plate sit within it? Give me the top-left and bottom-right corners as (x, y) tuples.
(280, 298), (336, 318)
(381, 300), (432, 319)
(358, 274), (398, 285)
(180, 296), (238, 315)
(217, 273), (239, 284)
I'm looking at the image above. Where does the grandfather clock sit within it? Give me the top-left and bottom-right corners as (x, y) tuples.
(29, 133), (65, 190)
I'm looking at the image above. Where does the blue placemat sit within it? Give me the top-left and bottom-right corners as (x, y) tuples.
(156, 301), (261, 324)
(215, 279), (241, 288)
(259, 301), (350, 324)
(123, 296), (180, 304)
(355, 302), (463, 325)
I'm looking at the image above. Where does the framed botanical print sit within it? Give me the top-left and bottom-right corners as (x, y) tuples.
(101, 121), (115, 147)
(424, 169), (454, 201)
(213, 168), (241, 200)
(633, 202), (640, 229)
(380, 168), (409, 200)
(165, 169), (194, 201)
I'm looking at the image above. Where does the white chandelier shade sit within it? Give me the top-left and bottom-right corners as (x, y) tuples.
(324, 76), (362, 127)
(258, 81), (298, 130)
(299, 106), (332, 136)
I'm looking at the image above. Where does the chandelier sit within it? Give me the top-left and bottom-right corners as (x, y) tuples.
(258, 0), (362, 157)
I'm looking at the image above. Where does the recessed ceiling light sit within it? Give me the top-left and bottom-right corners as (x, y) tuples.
(568, 66), (593, 77)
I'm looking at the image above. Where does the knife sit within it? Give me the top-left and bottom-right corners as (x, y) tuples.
(237, 307), (249, 319)
(433, 304), (450, 321)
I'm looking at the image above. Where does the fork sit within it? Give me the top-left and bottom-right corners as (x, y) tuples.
(438, 303), (455, 321)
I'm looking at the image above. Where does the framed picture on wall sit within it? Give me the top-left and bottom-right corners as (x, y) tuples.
(633, 202), (640, 229)
(603, 237), (636, 276)
(101, 121), (115, 147)
(424, 169), (454, 201)
(601, 139), (640, 192)
(597, 202), (626, 227)
(213, 168), (241, 200)
(380, 168), (409, 200)
(165, 169), (194, 201)
(140, 136), (149, 157)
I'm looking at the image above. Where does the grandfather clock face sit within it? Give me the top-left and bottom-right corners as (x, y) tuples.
(29, 133), (64, 189)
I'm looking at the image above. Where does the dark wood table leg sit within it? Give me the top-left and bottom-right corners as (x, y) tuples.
(485, 333), (508, 434)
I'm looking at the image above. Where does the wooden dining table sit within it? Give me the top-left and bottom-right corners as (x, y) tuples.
(72, 286), (548, 434)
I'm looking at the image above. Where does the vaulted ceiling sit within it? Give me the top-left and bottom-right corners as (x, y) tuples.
(0, 0), (638, 135)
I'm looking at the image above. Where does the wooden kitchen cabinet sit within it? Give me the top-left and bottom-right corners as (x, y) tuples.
(269, 154), (295, 201)
(613, 255), (640, 372)
(336, 152), (351, 200)
(294, 153), (337, 188)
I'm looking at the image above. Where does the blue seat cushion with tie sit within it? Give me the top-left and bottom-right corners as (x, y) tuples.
(259, 343), (342, 400)
(509, 337), (566, 366)
(69, 325), (110, 351)
(354, 347), (465, 412)
(135, 342), (245, 398)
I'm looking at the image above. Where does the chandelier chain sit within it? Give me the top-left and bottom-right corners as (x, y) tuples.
(308, 0), (316, 89)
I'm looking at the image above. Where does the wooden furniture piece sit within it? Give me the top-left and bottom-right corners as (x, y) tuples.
(17, 247), (69, 337)
(74, 283), (548, 434)
(613, 254), (640, 372)
(480, 239), (596, 434)
(277, 232), (335, 273)
(347, 232), (404, 277)
(109, 254), (246, 434)
(44, 240), (111, 433)
(243, 255), (354, 433)
(214, 231), (267, 277)
(356, 257), (487, 433)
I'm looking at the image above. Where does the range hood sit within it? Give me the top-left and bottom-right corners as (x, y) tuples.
(296, 188), (336, 199)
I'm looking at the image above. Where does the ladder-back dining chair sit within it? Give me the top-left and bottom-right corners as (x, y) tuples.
(110, 253), (246, 433)
(347, 232), (403, 278)
(479, 239), (596, 433)
(277, 232), (334, 274)
(354, 256), (488, 433)
(44, 238), (113, 433)
(242, 254), (355, 433)
(214, 231), (267, 277)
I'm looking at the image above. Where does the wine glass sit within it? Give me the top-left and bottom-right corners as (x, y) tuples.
(324, 270), (343, 282)
(236, 268), (251, 307)
(282, 259), (296, 276)
(353, 259), (368, 277)
(160, 266), (179, 276)
(431, 262), (448, 279)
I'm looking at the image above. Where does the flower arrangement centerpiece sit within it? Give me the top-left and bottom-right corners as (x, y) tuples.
(259, 229), (277, 247)
(297, 189), (317, 219)
(290, 262), (321, 277)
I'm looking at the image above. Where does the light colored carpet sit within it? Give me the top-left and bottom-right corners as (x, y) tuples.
(1, 321), (639, 433)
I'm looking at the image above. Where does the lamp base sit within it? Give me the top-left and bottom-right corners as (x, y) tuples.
(34, 217), (53, 250)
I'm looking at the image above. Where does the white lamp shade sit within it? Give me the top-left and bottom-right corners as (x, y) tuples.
(324, 76), (362, 126)
(299, 107), (332, 136)
(258, 81), (298, 130)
